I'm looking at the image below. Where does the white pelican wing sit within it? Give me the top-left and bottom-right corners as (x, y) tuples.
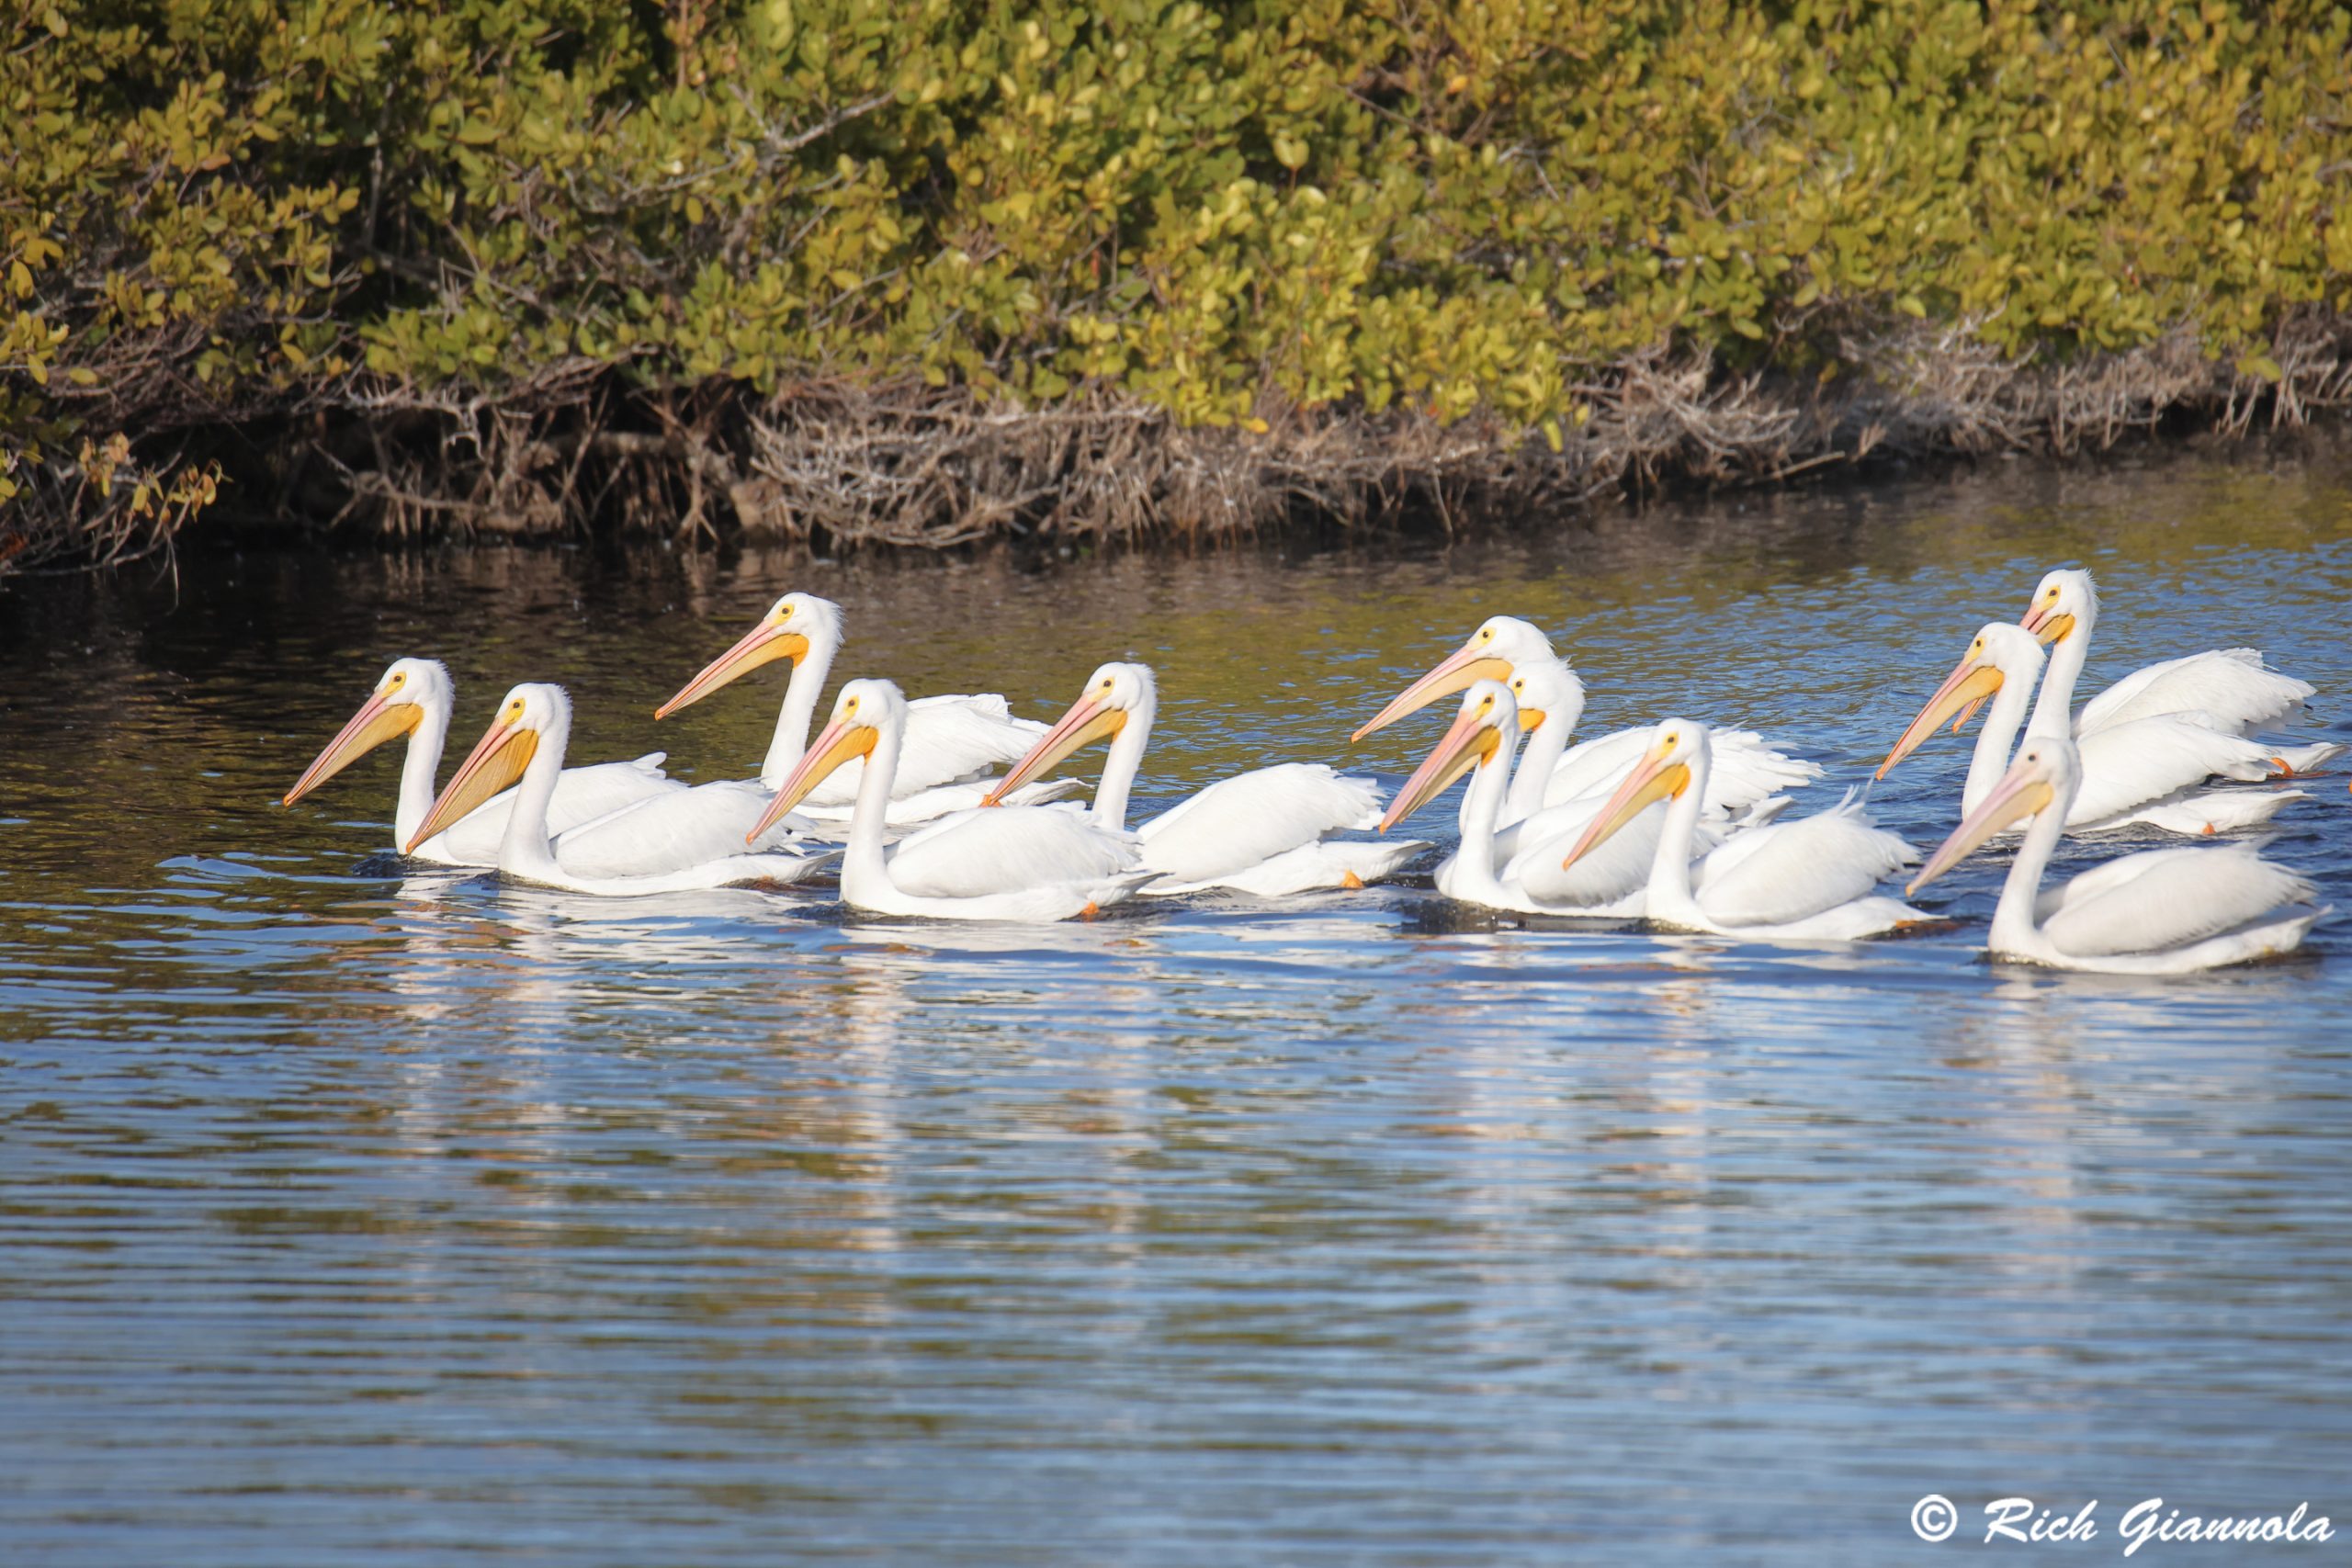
(1135, 764), (1378, 884)
(1695, 795), (1916, 928)
(548, 752), (677, 829)
(1149, 837), (1429, 897)
(517, 847), (838, 897)
(2041, 844), (2319, 958)
(886, 807), (1141, 900)
(2079, 649), (2312, 738)
(2032, 845), (2208, 922)
(552, 780), (817, 879)
(2070, 717), (2277, 824)
(433, 752), (678, 861)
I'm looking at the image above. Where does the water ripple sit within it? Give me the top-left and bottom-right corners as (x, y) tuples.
(6, 450), (2352, 1562)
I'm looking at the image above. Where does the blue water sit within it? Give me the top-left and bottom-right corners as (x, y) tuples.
(5, 444), (2352, 1562)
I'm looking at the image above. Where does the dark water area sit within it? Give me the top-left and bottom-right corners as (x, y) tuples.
(6, 440), (2352, 1563)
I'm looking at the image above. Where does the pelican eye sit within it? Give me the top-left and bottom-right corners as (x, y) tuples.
(390, 671), (404, 686)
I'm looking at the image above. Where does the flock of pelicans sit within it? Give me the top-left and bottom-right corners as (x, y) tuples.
(281, 569), (2344, 975)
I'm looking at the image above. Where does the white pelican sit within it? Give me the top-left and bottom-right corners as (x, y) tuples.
(1561, 720), (1924, 940)
(407, 684), (834, 896)
(980, 661), (1427, 896)
(1471, 660), (1786, 866)
(1908, 736), (2325, 972)
(1881, 623), (2311, 834)
(1353, 615), (1820, 818)
(748, 680), (1154, 921)
(285, 658), (678, 865)
(1379, 680), (1669, 915)
(656, 593), (1060, 819)
(2022, 569), (2332, 762)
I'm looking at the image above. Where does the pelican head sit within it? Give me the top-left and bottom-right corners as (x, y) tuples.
(749, 677), (901, 841)
(1558, 718), (1703, 871)
(2020, 568), (2098, 648)
(284, 657), (453, 806)
(657, 592), (843, 718)
(1352, 615), (1559, 741)
(406, 682), (566, 852)
(1878, 623), (2045, 778)
(983, 661), (1154, 807)
(1506, 658), (1583, 734)
(1908, 736), (2077, 896)
(1378, 678), (1514, 832)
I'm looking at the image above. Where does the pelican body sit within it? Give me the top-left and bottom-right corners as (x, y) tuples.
(2021, 569), (2327, 751)
(658, 593), (1057, 820)
(1562, 720), (1924, 941)
(1882, 624), (2312, 834)
(284, 658), (678, 864)
(408, 683), (835, 896)
(986, 661), (1427, 896)
(751, 680), (1154, 921)
(1380, 681), (1670, 915)
(1909, 737), (2326, 972)
(1354, 615), (1820, 825)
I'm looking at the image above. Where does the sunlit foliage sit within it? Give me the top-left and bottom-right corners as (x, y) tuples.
(4, 0), (2348, 558)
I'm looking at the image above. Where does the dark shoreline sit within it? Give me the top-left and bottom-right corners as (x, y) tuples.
(10, 359), (2350, 596)
(15, 416), (2352, 632)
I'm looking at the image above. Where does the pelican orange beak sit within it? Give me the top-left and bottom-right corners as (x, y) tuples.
(1352, 642), (1515, 742)
(1558, 739), (1690, 871)
(748, 715), (875, 842)
(982, 694), (1125, 807)
(406, 716), (537, 852)
(284, 689), (421, 806)
(2019, 603), (2076, 646)
(1379, 701), (1501, 832)
(1907, 761), (2056, 896)
(1879, 653), (2006, 779)
(656, 620), (811, 718)
(1516, 705), (1545, 733)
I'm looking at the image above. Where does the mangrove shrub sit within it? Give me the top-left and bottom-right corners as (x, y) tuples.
(4, 0), (2349, 564)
